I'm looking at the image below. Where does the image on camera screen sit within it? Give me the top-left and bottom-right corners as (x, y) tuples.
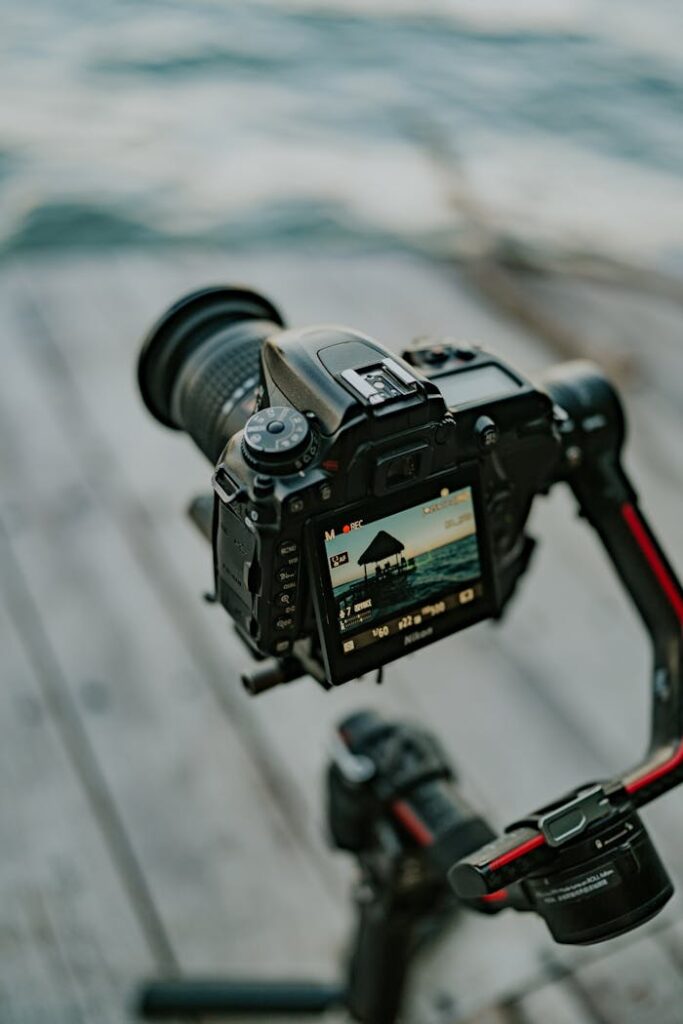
(322, 485), (483, 654)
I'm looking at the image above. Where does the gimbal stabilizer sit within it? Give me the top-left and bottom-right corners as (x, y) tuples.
(136, 284), (683, 1021)
(138, 379), (683, 1017)
(195, 361), (683, 948)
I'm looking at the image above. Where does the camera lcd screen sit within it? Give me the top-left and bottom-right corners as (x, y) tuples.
(321, 484), (484, 657)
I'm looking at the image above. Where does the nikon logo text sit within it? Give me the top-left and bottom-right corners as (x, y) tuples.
(404, 626), (433, 647)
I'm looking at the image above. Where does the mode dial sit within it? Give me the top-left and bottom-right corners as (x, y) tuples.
(242, 406), (312, 470)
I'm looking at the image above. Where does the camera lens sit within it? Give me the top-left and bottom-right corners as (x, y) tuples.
(524, 806), (672, 945)
(138, 286), (284, 463)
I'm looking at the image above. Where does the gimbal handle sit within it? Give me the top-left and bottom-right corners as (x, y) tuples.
(451, 363), (683, 900)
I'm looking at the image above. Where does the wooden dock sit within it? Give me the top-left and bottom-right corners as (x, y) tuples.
(1, 246), (682, 1023)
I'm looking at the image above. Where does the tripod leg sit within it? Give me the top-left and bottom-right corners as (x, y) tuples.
(138, 979), (346, 1018)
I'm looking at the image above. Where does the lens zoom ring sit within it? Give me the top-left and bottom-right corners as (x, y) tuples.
(175, 324), (266, 463)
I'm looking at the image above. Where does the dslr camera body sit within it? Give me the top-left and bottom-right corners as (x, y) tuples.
(139, 285), (683, 949)
(141, 287), (560, 687)
(213, 324), (560, 686)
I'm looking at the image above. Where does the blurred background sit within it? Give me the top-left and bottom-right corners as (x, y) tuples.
(1, 2), (683, 1023)
(3, 0), (683, 264)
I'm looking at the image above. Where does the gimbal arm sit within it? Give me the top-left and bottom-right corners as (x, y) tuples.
(548, 364), (683, 798)
(451, 363), (683, 900)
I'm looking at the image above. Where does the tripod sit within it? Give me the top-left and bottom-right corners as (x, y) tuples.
(137, 711), (496, 1024)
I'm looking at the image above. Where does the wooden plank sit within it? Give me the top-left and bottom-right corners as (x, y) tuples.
(570, 935), (683, 1024)
(457, 1009), (515, 1024)
(504, 272), (683, 544)
(6, 256), (347, 889)
(511, 275), (683, 413)
(515, 977), (597, 1024)
(0, 270), (347, 983)
(0, 890), (81, 1024)
(7, 250), (683, 1019)
(0, 552), (156, 1022)
(658, 914), (683, 971)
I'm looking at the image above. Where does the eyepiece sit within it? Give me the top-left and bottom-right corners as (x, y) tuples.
(138, 286), (285, 462)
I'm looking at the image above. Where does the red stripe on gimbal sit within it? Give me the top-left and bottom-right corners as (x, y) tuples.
(481, 888), (509, 903)
(488, 833), (545, 871)
(391, 799), (434, 847)
(621, 503), (683, 624)
(621, 501), (683, 794)
(626, 740), (683, 795)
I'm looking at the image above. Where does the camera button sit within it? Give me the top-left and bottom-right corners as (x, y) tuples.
(318, 482), (333, 502)
(423, 345), (451, 365)
(286, 496), (305, 515)
(475, 416), (499, 451)
(275, 591), (296, 609)
(273, 614), (295, 633)
(435, 420), (456, 446)
(278, 540), (298, 558)
(276, 566), (297, 585)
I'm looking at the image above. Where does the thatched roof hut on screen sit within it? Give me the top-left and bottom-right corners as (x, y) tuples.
(358, 530), (405, 580)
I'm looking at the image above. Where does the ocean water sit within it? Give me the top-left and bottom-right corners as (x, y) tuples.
(2, 0), (683, 264)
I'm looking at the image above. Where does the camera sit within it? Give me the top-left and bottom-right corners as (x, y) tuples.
(138, 285), (561, 687)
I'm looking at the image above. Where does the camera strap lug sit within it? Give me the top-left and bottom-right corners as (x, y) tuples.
(535, 785), (611, 847)
(211, 467), (246, 506)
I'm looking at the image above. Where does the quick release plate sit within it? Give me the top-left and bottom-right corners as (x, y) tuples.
(536, 785), (611, 848)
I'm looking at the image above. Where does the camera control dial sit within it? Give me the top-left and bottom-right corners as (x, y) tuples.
(242, 406), (313, 471)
